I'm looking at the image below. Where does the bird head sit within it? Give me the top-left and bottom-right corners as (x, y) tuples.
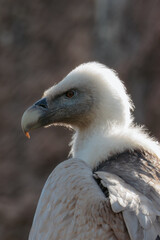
(21, 62), (133, 138)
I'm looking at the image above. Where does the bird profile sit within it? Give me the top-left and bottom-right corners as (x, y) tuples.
(21, 62), (160, 240)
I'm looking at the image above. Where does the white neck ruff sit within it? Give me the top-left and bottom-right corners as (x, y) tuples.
(70, 124), (160, 169)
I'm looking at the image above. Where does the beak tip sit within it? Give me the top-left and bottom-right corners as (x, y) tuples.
(25, 131), (31, 139)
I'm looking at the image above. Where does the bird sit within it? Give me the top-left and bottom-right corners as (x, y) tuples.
(21, 62), (160, 240)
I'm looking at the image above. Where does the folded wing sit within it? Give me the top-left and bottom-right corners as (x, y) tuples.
(94, 171), (160, 240)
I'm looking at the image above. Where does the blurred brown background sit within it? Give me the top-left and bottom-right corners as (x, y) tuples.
(0, 0), (160, 239)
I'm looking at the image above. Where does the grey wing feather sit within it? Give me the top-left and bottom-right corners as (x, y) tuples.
(94, 171), (160, 240)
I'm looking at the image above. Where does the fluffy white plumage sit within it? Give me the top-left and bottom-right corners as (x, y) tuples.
(63, 63), (160, 168)
(21, 62), (160, 240)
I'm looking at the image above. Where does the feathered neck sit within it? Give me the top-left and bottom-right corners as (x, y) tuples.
(70, 123), (160, 169)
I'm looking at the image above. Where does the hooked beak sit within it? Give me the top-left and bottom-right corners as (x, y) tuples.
(21, 98), (50, 138)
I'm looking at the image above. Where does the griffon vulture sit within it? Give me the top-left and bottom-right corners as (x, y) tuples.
(21, 62), (160, 240)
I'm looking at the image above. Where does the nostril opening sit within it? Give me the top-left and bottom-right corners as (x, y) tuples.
(35, 98), (48, 109)
(39, 103), (47, 108)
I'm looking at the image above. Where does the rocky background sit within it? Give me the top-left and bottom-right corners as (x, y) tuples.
(0, 0), (160, 239)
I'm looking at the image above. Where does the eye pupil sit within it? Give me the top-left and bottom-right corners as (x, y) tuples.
(66, 90), (74, 98)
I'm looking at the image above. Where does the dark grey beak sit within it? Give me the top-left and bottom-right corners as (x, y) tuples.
(21, 98), (49, 138)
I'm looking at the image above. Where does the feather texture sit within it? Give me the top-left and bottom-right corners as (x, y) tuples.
(29, 159), (130, 240)
(94, 150), (160, 240)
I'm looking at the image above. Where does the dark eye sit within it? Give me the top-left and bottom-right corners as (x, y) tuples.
(65, 90), (75, 98)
